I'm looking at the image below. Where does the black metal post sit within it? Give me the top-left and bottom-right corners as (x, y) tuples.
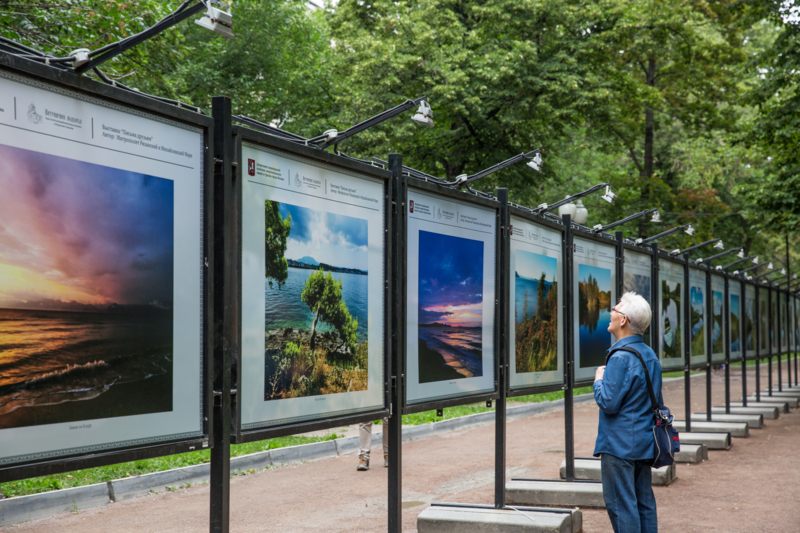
(388, 153), (404, 533)
(683, 254), (692, 432)
(651, 243), (660, 352)
(724, 274), (731, 414)
(616, 232), (625, 299)
(755, 284), (761, 403)
(563, 214), (575, 481)
(741, 276), (747, 408)
(787, 235), (791, 388)
(777, 286), (782, 392)
(495, 189), (510, 509)
(705, 267), (713, 421)
(210, 96), (233, 533)
(768, 288), (773, 396)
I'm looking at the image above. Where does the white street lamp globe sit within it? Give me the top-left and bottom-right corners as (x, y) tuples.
(574, 200), (589, 225)
(557, 196), (577, 220)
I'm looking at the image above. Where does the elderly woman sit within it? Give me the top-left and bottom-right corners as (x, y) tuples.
(593, 292), (662, 533)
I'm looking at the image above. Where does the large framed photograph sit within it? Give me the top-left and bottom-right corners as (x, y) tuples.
(745, 283), (756, 357)
(0, 63), (207, 469)
(405, 188), (496, 406)
(508, 215), (563, 391)
(238, 137), (387, 433)
(623, 249), (653, 347)
(711, 274), (726, 363)
(573, 236), (616, 383)
(758, 287), (769, 358)
(688, 266), (708, 367)
(729, 280), (742, 362)
(659, 258), (685, 371)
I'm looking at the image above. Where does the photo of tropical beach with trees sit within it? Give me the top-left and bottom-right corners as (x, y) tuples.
(263, 201), (369, 400)
(691, 286), (705, 357)
(417, 230), (484, 384)
(0, 144), (174, 430)
(661, 279), (682, 360)
(577, 264), (612, 368)
(514, 250), (558, 374)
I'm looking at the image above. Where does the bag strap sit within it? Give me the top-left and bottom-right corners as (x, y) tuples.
(606, 345), (660, 414)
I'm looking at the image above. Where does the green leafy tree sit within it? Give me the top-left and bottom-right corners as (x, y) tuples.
(301, 269), (358, 353)
(265, 201), (291, 289)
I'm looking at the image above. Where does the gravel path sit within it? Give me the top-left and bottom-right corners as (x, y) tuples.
(2, 362), (798, 532)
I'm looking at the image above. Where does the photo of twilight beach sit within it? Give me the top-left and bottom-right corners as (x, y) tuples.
(417, 230), (484, 384)
(0, 144), (175, 430)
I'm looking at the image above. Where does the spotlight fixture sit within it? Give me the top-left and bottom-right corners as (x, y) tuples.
(411, 100), (434, 127)
(68, 48), (90, 67)
(196, 1), (234, 39)
(650, 211), (662, 223)
(685, 224), (695, 236)
(752, 256), (759, 264)
(737, 249), (745, 259)
(768, 262), (773, 269)
(601, 186), (617, 204)
(781, 268), (787, 275)
(527, 152), (543, 172)
(714, 241), (724, 250)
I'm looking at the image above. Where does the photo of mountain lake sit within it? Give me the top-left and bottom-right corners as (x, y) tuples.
(578, 264), (612, 368)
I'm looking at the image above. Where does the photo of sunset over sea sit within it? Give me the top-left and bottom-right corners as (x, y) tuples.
(0, 144), (175, 430)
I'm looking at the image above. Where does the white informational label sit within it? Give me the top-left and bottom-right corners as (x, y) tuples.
(659, 259), (685, 370)
(745, 284), (756, 357)
(573, 237), (616, 382)
(729, 281), (742, 362)
(240, 143), (385, 429)
(688, 267), (708, 367)
(711, 274), (726, 363)
(0, 70), (204, 466)
(623, 249), (653, 347)
(406, 190), (496, 404)
(508, 216), (563, 390)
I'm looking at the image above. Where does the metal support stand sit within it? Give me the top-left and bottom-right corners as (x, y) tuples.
(494, 189), (510, 508)
(388, 153), (404, 533)
(706, 267), (713, 422)
(741, 277), (748, 408)
(755, 285), (761, 403)
(768, 289), (773, 396)
(724, 275), (731, 414)
(210, 96), (233, 533)
(563, 214), (575, 481)
(777, 288), (782, 392)
(683, 254), (692, 433)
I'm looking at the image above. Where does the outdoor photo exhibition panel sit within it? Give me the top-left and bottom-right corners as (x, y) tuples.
(659, 258), (686, 371)
(689, 266), (708, 368)
(238, 132), (388, 437)
(508, 214), (563, 391)
(0, 60), (209, 472)
(745, 283), (756, 358)
(711, 274), (726, 363)
(758, 284), (769, 358)
(405, 186), (497, 407)
(770, 287), (778, 354)
(729, 279), (743, 362)
(623, 248), (653, 347)
(795, 296), (799, 352)
(573, 235), (617, 383)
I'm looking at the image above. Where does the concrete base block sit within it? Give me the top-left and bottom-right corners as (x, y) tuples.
(691, 413), (763, 429)
(677, 432), (731, 450)
(0, 483), (110, 526)
(417, 505), (581, 533)
(506, 480), (604, 509)
(674, 444), (707, 463)
(761, 389), (800, 397)
(673, 420), (748, 438)
(557, 459), (676, 486)
(711, 406), (779, 419)
(738, 399), (792, 411)
(109, 463), (210, 502)
(270, 440), (338, 465)
(749, 394), (799, 406)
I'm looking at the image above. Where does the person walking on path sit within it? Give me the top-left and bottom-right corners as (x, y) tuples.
(357, 418), (389, 471)
(593, 292), (662, 533)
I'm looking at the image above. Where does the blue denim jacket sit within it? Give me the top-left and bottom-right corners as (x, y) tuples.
(593, 334), (664, 461)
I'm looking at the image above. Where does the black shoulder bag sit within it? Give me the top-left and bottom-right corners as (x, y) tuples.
(607, 346), (680, 468)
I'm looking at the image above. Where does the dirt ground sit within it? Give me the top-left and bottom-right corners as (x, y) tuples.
(2, 362), (798, 533)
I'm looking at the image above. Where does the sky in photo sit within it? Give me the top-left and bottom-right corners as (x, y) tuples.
(516, 250), (557, 282)
(0, 144), (174, 311)
(578, 263), (611, 291)
(278, 203), (367, 270)
(418, 230), (484, 327)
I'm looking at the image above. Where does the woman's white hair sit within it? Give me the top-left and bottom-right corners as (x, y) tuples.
(618, 292), (652, 335)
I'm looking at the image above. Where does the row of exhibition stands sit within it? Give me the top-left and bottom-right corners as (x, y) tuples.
(0, 51), (798, 533)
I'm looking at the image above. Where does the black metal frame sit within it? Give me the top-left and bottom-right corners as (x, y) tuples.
(228, 125), (392, 444)
(504, 205), (568, 398)
(569, 225), (619, 389)
(398, 177), (502, 415)
(0, 53), (213, 483)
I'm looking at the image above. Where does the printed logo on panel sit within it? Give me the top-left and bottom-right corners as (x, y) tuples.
(409, 199), (415, 213)
(27, 103), (42, 124)
(248, 158), (255, 176)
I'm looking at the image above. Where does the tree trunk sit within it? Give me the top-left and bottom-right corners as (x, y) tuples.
(309, 305), (320, 351)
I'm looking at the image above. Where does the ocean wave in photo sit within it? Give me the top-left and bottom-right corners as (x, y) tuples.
(418, 326), (483, 382)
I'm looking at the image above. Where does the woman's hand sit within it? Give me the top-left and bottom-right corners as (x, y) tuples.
(594, 365), (606, 383)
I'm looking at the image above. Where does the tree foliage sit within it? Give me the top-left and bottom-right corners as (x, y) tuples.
(300, 269), (358, 353)
(265, 201), (291, 289)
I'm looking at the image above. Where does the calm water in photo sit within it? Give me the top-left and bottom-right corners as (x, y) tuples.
(579, 309), (612, 368)
(265, 267), (368, 340)
(0, 308), (173, 428)
(418, 326), (482, 377)
(514, 277), (552, 321)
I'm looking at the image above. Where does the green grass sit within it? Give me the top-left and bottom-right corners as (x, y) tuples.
(730, 353), (795, 366)
(0, 433), (342, 499)
(663, 370), (702, 378)
(0, 385), (598, 498)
